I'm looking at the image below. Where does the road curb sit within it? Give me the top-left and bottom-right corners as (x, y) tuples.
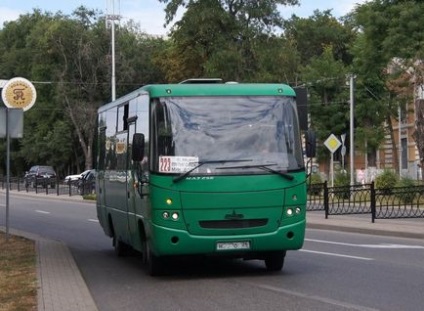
(0, 227), (98, 311)
(307, 222), (424, 240)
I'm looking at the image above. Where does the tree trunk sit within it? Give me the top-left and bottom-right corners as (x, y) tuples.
(386, 114), (399, 174)
(413, 99), (424, 181)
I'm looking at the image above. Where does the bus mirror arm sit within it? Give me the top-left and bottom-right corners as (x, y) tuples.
(134, 166), (150, 198)
(305, 129), (316, 158)
(132, 133), (145, 162)
(305, 158), (312, 179)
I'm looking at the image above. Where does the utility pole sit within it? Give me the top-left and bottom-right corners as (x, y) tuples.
(106, 0), (121, 101)
(398, 105), (402, 177)
(349, 74), (355, 186)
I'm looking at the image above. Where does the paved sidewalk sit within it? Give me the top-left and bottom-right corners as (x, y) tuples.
(306, 211), (424, 239)
(1, 190), (98, 311)
(1, 226), (98, 311)
(2, 189), (424, 311)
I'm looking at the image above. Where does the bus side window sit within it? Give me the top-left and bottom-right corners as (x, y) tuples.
(155, 100), (174, 156)
(98, 127), (106, 170)
(158, 122), (174, 156)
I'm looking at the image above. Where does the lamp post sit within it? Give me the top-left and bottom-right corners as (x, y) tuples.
(106, 1), (120, 101)
(349, 74), (355, 186)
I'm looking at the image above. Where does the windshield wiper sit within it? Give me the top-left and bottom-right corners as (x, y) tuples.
(173, 159), (252, 183)
(216, 163), (294, 181)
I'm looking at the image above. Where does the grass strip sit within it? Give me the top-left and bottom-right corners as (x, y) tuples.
(0, 232), (37, 311)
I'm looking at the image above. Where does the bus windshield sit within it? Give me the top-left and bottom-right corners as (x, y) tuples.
(151, 96), (304, 175)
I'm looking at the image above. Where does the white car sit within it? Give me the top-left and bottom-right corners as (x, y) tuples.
(64, 170), (91, 184)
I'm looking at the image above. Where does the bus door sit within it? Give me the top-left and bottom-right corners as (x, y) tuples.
(111, 129), (131, 243)
(97, 126), (107, 221)
(126, 93), (150, 250)
(127, 119), (138, 245)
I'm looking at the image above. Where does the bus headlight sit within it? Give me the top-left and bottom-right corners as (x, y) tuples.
(295, 207), (301, 214)
(286, 208), (293, 216)
(171, 212), (179, 220)
(162, 211), (170, 219)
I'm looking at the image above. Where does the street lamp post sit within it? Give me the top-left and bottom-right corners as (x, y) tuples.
(349, 74), (355, 186)
(106, 1), (120, 101)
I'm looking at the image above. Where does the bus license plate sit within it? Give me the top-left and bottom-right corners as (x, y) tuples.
(216, 241), (250, 251)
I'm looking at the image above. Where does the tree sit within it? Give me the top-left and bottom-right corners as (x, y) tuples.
(349, 33), (388, 168)
(156, 0), (300, 82)
(353, 0), (424, 174)
(35, 9), (109, 171)
(0, 8), (168, 176)
(159, 0), (299, 31)
(283, 10), (355, 65)
(0, 10), (75, 175)
(301, 46), (349, 170)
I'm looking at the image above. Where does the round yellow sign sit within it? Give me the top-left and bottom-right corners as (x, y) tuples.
(1, 77), (37, 111)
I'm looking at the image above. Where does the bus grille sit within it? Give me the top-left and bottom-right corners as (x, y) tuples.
(199, 219), (268, 229)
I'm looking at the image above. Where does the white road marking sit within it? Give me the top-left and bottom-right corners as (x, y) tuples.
(300, 249), (373, 261)
(243, 282), (380, 311)
(88, 219), (99, 223)
(306, 238), (424, 249)
(35, 210), (50, 214)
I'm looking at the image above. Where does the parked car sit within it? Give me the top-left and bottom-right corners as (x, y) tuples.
(24, 165), (57, 188)
(77, 169), (96, 195)
(64, 170), (91, 185)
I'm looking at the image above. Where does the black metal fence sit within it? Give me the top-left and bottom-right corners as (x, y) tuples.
(2, 175), (424, 222)
(307, 181), (424, 222)
(0, 176), (95, 196)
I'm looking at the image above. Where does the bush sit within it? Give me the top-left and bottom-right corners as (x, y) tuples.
(308, 173), (322, 184)
(307, 173), (323, 195)
(395, 177), (417, 204)
(82, 193), (96, 201)
(333, 171), (350, 199)
(334, 171), (350, 187)
(374, 169), (398, 194)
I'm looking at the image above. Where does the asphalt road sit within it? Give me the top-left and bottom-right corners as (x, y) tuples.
(1, 195), (424, 311)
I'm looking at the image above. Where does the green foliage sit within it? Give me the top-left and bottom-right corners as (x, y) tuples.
(159, 0), (300, 30)
(283, 10), (355, 65)
(82, 193), (97, 201)
(0, 7), (167, 176)
(375, 169), (398, 194)
(352, 1), (424, 166)
(333, 171), (350, 199)
(307, 173), (323, 195)
(301, 46), (349, 162)
(158, 0), (307, 83)
(334, 171), (350, 187)
(308, 173), (323, 184)
(395, 177), (417, 204)
(3, 0), (423, 181)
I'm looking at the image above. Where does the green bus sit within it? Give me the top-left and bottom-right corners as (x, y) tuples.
(96, 79), (315, 275)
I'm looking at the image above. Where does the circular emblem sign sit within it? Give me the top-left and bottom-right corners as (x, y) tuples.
(1, 77), (37, 111)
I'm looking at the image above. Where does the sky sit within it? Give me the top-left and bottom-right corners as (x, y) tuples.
(0, 0), (368, 36)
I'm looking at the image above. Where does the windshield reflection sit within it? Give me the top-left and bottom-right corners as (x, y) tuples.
(152, 96), (304, 175)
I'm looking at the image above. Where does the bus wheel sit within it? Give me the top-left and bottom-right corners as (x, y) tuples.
(113, 236), (128, 257)
(264, 251), (286, 272)
(143, 241), (163, 276)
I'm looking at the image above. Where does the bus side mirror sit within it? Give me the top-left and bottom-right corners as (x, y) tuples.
(132, 133), (145, 162)
(305, 130), (316, 158)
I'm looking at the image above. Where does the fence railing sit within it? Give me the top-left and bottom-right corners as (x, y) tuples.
(307, 181), (424, 222)
(0, 176), (95, 197)
(3, 175), (424, 222)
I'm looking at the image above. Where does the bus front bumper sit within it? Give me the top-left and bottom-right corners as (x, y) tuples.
(150, 220), (306, 257)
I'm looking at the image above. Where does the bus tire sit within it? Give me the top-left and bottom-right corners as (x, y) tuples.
(113, 236), (128, 257)
(142, 239), (163, 276)
(264, 251), (286, 272)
